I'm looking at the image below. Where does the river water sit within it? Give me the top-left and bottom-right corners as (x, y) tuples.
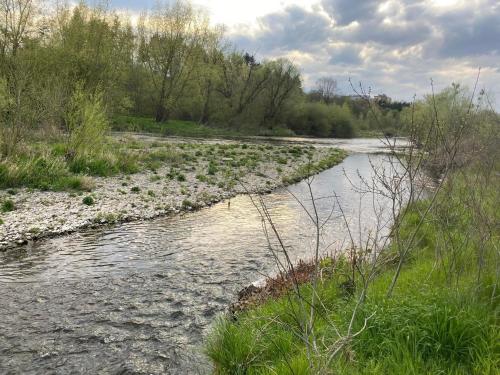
(0, 138), (405, 374)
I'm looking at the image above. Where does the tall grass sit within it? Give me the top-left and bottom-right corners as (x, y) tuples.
(0, 141), (139, 190)
(0, 153), (86, 191)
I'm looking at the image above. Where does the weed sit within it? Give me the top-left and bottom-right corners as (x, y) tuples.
(208, 161), (218, 175)
(82, 196), (94, 206)
(1, 199), (15, 212)
(196, 174), (208, 182)
(182, 199), (192, 208)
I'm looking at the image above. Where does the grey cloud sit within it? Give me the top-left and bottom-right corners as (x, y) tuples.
(227, 0), (500, 107)
(328, 46), (362, 65)
(321, 0), (379, 26)
(337, 19), (432, 48)
(433, 6), (500, 58)
(232, 5), (333, 54)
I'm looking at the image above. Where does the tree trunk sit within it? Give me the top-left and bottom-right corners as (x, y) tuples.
(155, 71), (169, 122)
(199, 80), (212, 124)
(155, 103), (169, 122)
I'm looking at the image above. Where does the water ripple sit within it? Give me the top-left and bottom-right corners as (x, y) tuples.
(0, 152), (402, 374)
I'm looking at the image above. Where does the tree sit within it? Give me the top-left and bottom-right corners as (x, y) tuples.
(138, 0), (212, 122)
(0, 0), (36, 56)
(197, 25), (224, 124)
(0, 0), (40, 155)
(51, 4), (135, 113)
(315, 76), (337, 105)
(260, 58), (301, 128)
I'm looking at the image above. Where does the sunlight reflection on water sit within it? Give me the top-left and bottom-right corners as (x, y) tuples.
(0, 139), (406, 374)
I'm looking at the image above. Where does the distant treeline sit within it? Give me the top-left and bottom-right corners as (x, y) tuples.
(0, 0), (410, 154)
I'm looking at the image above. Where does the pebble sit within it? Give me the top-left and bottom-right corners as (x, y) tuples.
(0, 145), (335, 251)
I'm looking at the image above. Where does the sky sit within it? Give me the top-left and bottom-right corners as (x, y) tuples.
(109, 0), (500, 107)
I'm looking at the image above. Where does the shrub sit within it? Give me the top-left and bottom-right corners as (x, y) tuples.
(196, 174), (207, 182)
(1, 199), (15, 212)
(208, 161), (218, 175)
(288, 102), (331, 136)
(131, 186), (141, 193)
(330, 103), (355, 138)
(69, 156), (116, 176)
(82, 196), (94, 206)
(65, 83), (109, 159)
(287, 102), (356, 138)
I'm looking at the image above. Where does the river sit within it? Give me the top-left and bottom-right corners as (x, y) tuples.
(0, 138), (406, 374)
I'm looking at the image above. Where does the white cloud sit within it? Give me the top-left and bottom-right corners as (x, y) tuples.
(192, 0), (318, 27)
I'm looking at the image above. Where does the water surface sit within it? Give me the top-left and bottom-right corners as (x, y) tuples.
(0, 139), (403, 374)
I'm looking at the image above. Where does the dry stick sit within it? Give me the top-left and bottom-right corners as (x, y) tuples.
(243, 163), (376, 370)
(349, 76), (478, 297)
(238, 180), (318, 364)
(306, 178), (321, 354)
(386, 73), (482, 297)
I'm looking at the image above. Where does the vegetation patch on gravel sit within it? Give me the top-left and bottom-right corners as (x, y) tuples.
(0, 138), (346, 250)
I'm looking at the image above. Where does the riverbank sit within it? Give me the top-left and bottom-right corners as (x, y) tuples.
(112, 115), (296, 138)
(0, 138), (346, 251)
(111, 115), (393, 139)
(206, 169), (499, 374)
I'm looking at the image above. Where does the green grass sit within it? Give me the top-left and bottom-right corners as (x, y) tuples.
(206, 171), (499, 374)
(0, 133), (346, 193)
(68, 153), (139, 176)
(0, 138), (185, 191)
(282, 148), (347, 184)
(1, 198), (15, 212)
(0, 154), (87, 191)
(112, 115), (298, 138)
(112, 115), (244, 138)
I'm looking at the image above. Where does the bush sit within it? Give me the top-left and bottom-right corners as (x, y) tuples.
(208, 161), (218, 175)
(0, 155), (86, 191)
(287, 102), (356, 138)
(69, 156), (117, 176)
(1, 199), (15, 212)
(65, 83), (109, 159)
(330, 104), (355, 138)
(182, 199), (192, 208)
(82, 196), (94, 206)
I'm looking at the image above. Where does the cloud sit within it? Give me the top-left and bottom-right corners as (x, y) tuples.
(110, 0), (156, 11)
(321, 0), (379, 26)
(231, 5), (333, 54)
(336, 19), (432, 48)
(432, 4), (500, 58)
(107, 0), (500, 108)
(328, 45), (362, 65)
(226, 0), (500, 108)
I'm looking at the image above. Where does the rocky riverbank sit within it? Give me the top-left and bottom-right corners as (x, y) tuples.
(0, 139), (346, 251)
